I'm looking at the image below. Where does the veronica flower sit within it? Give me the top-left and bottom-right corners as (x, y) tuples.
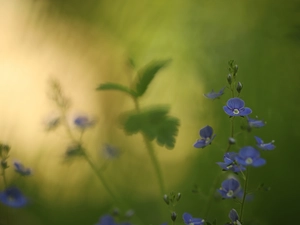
(223, 98), (252, 117)
(102, 144), (120, 159)
(218, 178), (243, 199)
(95, 215), (116, 225)
(182, 213), (205, 225)
(193, 125), (216, 148)
(228, 209), (242, 225)
(247, 116), (265, 128)
(74, 115), (95, 129)
(216, 152), (246, 173)
(0, 187), (27, 208)
(235, 146), (266, 167)
(255, 136), (275, 150)
(204, 87), (225, 99)
(13, 161), (32, 176)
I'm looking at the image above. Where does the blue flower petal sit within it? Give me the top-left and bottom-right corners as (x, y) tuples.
(227, 98), (245, 109)
(222, 178), (240, 192)
(193, 139), (207, 148)
(247, 116), (265, 128)
(199, 125), (213, 138)
(239, 107), (252, 116)
(252, 158), (266, 167)
(239, 146), (260, 158)
(254, 136), (263, 145)
(204, 87), (225, 99)
(182, 213), (204, 225)
(259, 142), (275, 150)
(182, 213), (193, 224)
(223, 106), (235, 116)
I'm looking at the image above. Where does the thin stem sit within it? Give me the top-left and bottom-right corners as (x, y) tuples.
(239, 168), (250, 222)
(83, 153), (117, 201)
(133, 97), (166, 196)
(143, 134), (166, 195)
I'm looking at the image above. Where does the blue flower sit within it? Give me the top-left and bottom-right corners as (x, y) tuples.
(223, 98), (252, 117)
(74, 116), (95, 129)
(193, 125), (216, 148)
(204, 87), (225, 99)
(182, 213), (205, 225)
(228, 209), (241, 225)
(0, 187), (27, 208)
(235, 146), (266, 167)
(95, 215), (116, 225)
(13, 161), (32, 176)
(216, 152), (246, 173)
(102, 144), (120, 159)
(254, 136), (275, 150)
(218, 178), (243, 199)
(95, 215), (132, 225)
(247, 116), (265, 128)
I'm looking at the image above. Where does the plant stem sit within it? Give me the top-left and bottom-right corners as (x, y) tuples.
(133, 97), (166, 196)
(239, 168), (250, 222)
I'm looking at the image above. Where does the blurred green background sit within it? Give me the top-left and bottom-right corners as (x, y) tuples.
(0, 0), (299, 224)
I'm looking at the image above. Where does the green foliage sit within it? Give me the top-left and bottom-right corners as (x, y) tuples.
(121, 106), (180, 149)
(96, 82), (138, 97)
(134, 59), (171, 97)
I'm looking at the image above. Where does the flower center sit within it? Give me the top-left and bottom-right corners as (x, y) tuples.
(227, 190), (234, 197)
(233, 109), (240, 114)
(245, 157), (253, 164)
(205, 137), (211, 144)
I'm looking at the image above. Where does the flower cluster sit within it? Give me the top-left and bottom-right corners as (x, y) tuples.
(189, 60), (275, 225)
(0, 144), (30, 209)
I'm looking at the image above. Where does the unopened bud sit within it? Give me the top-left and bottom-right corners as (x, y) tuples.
(234, 65), (238, 74)
(227, 74), (232, 85)
(176, 193), (181, 201)
(163, 194), (169, 205)
(228, 137), (236, 145)
(236, 82), (243, 93)
(171, 212), (177, 222)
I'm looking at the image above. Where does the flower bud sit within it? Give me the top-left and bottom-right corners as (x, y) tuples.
(227, 74), (232, 85)
(163, 194), (169, 205)
(176, 192), (181, 201)
(228, 137), (236, 145)
(171, 212), (177, 222)
(236, 82), (243, 93)
(234, 65), (238, 74)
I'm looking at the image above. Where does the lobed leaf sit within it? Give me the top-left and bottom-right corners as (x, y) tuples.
(121, 106), (180, 149)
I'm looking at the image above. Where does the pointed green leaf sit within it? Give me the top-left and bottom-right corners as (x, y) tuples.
(135, 59), (171, 97)
(96, 83), (137, 97)
(121, 106), (180, 149)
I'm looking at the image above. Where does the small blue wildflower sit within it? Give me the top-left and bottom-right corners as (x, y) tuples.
(218, 178), (243, 199)
(0, 187), (27, 208)
(254, 136), (275, 150)
(247, 116), (265, 128)
(13, 161), (32, 176)
(74, 116), (95, 129)
(228, 209), (241, 225)
(235, 146), (266, 167)
(223, 98), (252, 117)
(204, 87), (225, 99)
(103, 144), (120, 159)
(193, 125), (216, 148)
(182, 213), (205, 225)
(95, 215), (116, 225)
(216, 152), (246, 173)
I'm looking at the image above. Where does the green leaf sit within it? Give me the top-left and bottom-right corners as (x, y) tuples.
(135, 59), (171, 97)
(96, 82), (137, 97)
(121, 106), (180, 149)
